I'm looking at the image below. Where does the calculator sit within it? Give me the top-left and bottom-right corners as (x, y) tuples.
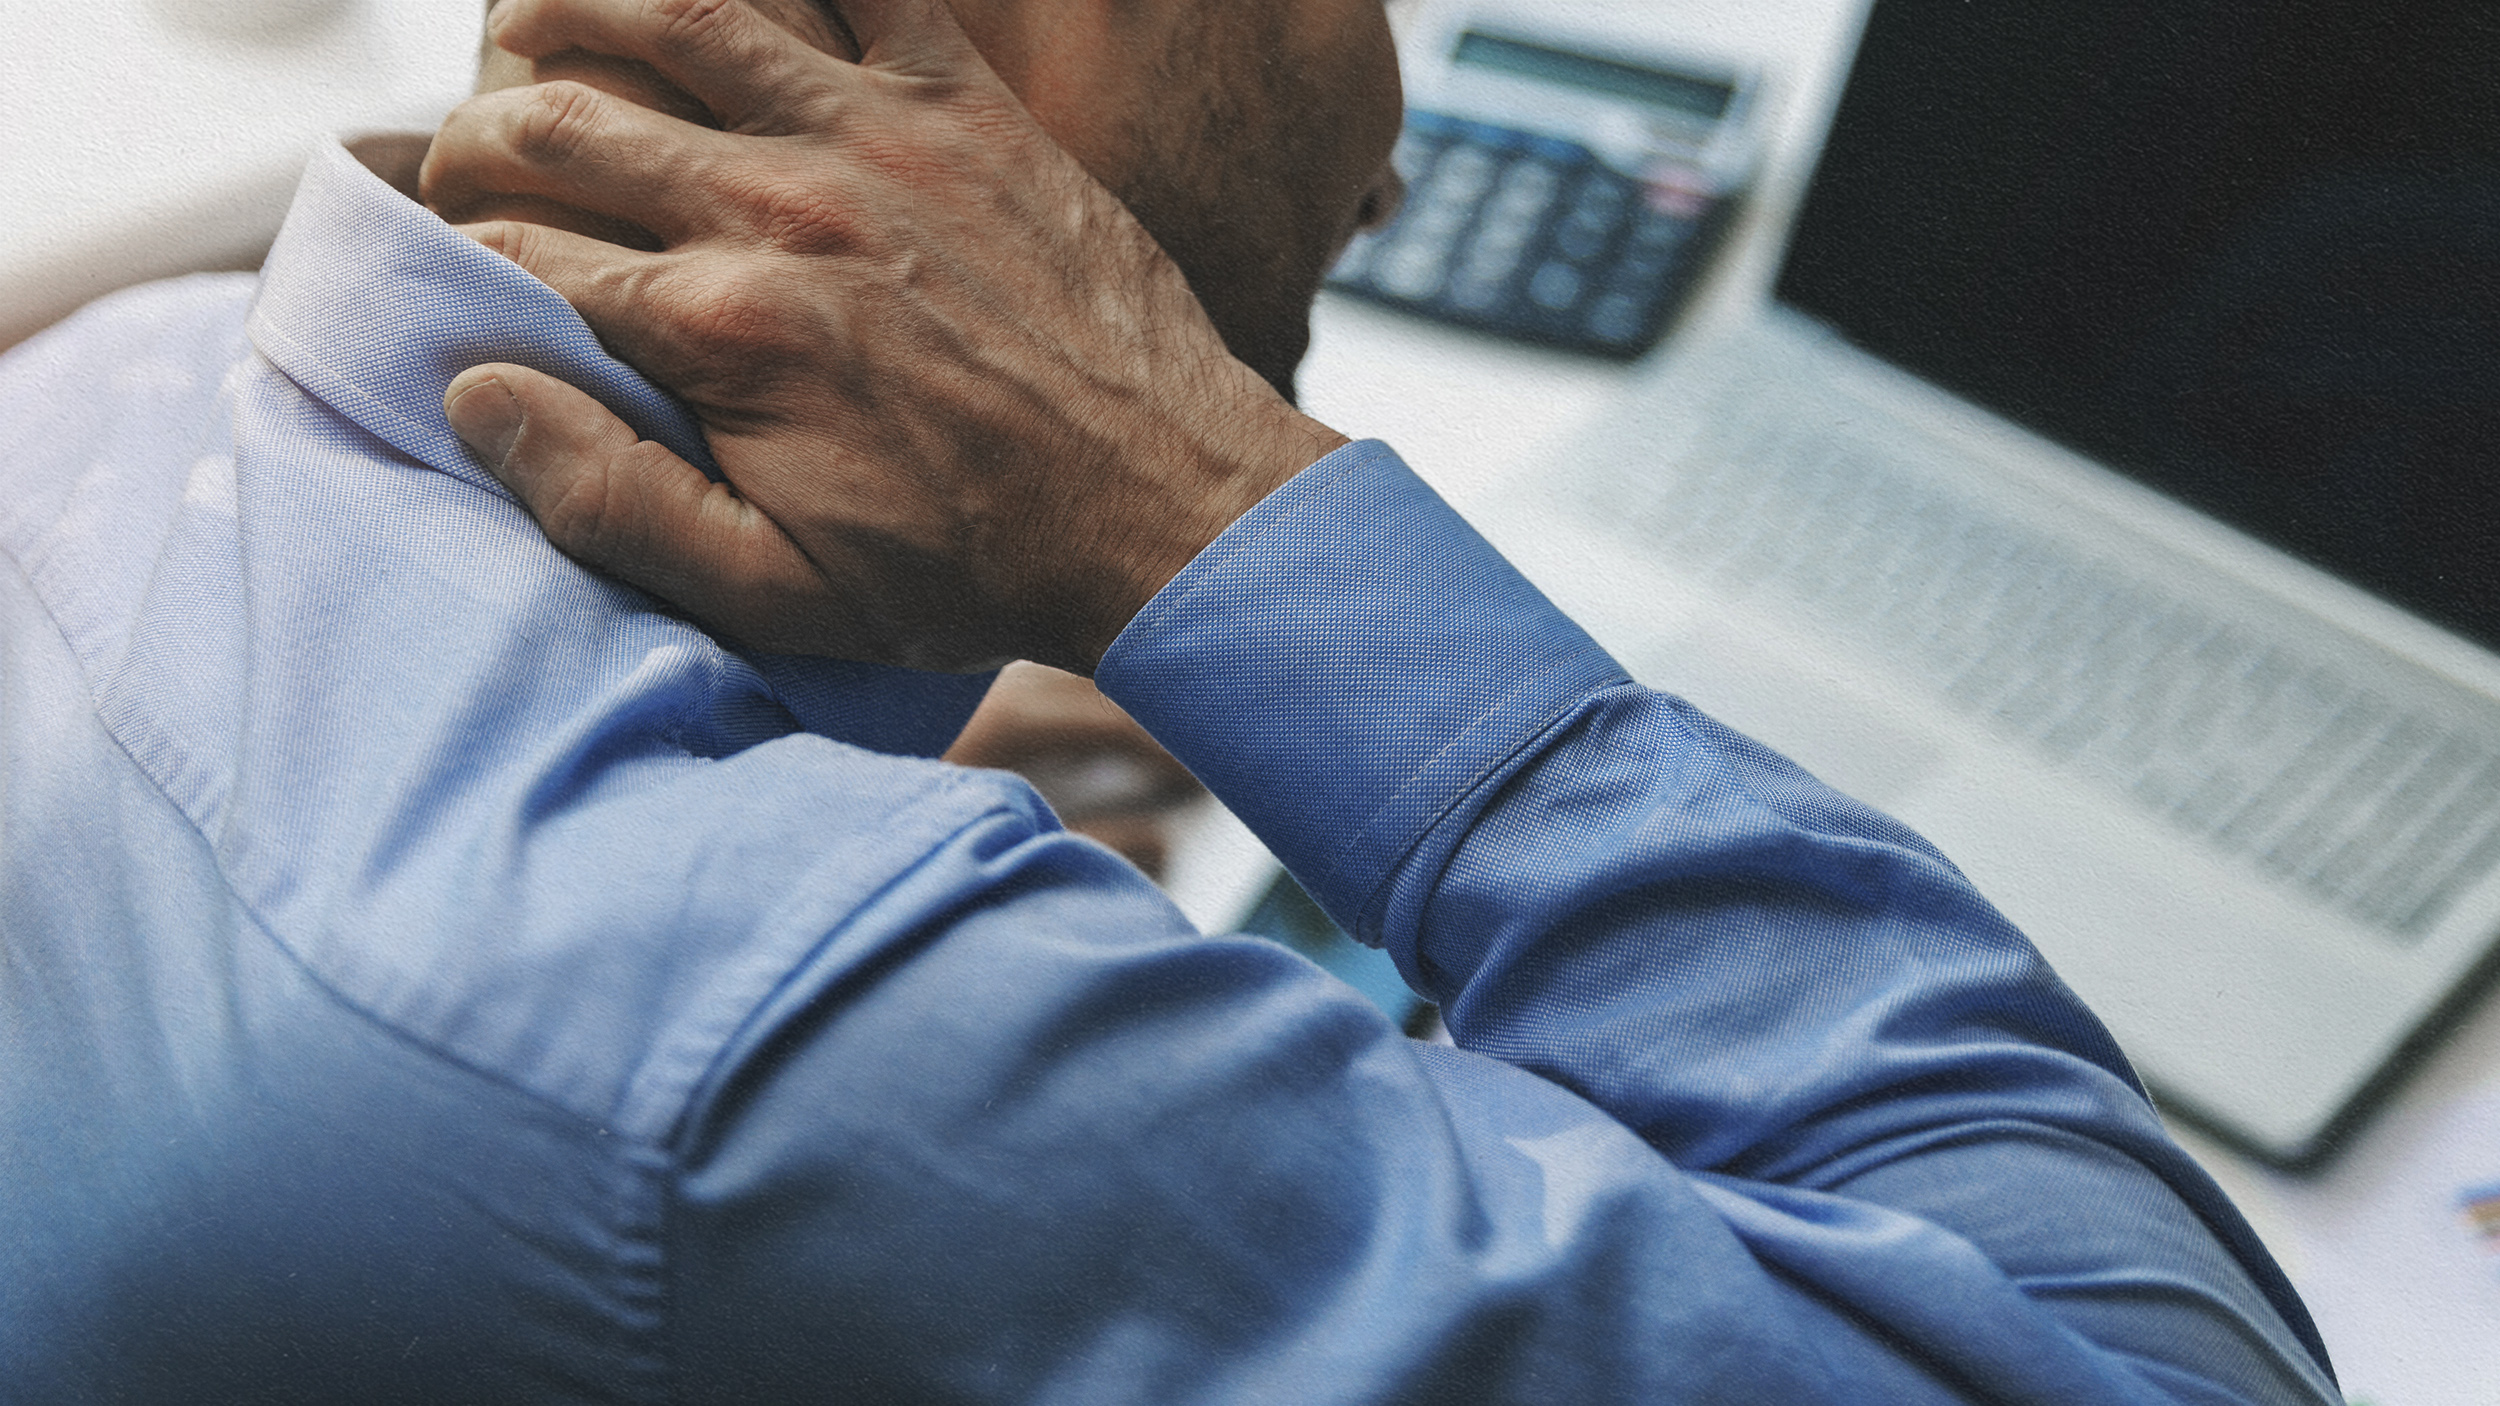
(1328, 10), (1760, 357)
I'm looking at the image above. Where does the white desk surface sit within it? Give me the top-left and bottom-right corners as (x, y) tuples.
(9, 0), (2500, 1401)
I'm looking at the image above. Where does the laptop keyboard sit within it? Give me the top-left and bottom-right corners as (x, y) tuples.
(1601, 406), (2500, 942)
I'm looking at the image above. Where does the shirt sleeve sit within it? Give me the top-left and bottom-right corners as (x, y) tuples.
(665, 441), (2341, 1405)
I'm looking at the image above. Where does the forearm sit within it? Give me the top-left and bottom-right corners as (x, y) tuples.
(1099, 439), (2337, 1402)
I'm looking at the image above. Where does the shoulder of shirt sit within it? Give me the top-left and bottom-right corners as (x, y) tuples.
(0, 265), (1069, 1150)
(3, 270), (260, 369)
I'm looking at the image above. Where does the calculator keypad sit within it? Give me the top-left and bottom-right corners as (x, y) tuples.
(1327, 110), (1728, 357)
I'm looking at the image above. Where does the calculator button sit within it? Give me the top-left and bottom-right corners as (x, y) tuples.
(1461, 208), (1529, 270)
(1460, 241), (1525, 287)
(1401, 185), (1474, 246)
(1448, 271), (1507, 312)
(1586, 292), (1648, 344)
(1374, 243), (1448, 299)
(1330, 229), (1380, 282)
(1431, 146), (1498, 202)
(1480, 188), (1543, 232)
(1554, 212), (1615, 262)
(1389, 135), (1438, 183)
(1494, 159), (1560, 207)
(1462, 216), (1527, 259)
(1482, 208), (1550, 255)
(1486, 185), (1549, 222)
(1527, 261), (1584, 312)
(1406, 201), (1468, 241)
(1566, 172), (1628, 215)
(1485, 209), (1548, 251)
(1462, 254), (1526, 296)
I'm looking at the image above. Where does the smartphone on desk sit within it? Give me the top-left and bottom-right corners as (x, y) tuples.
(1330, 4), (1761, 357)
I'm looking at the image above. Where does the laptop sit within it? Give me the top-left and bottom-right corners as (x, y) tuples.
(1507, 0), (2500, 1166)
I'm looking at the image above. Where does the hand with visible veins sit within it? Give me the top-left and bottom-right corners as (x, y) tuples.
(426, 0), (1348, 676)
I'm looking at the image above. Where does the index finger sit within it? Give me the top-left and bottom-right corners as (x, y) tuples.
(454, 218), (731, 394)
(488, 0), (852, 135)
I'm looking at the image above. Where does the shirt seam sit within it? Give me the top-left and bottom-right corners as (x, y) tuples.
(1332, 644), (1629, 938)
(628, 764), (1012, 1142)
(8, 543), (680, 1391)
(652, 771), (1048, 1403)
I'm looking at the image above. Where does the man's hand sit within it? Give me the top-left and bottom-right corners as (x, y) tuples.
(427, 0), (1347, 674)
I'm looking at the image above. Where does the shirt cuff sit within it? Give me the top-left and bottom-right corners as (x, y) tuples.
(1095, 440), (1627, 940)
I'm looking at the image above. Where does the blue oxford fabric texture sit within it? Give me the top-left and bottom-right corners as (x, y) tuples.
(0, 141), (2339, 1404)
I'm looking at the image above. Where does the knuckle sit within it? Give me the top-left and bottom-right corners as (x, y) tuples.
(484, 0), (557, 52)
(648, 0), (743, 53)
(511, 79), (607, 168)
(465, 218), (537, 266)
(782, 85), (849, 138)
(534, 448), (636, 562)
(421, 102), (505, 211)
(659, 258), (800, 364)
(429, 93), (491, 150)
(738, 172), (851, 254)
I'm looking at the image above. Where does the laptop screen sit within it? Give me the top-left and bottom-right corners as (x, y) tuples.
(1775, 0), (2500, 649)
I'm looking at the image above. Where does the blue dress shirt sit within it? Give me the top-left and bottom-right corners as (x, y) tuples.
(0, 142), (2338, 1403)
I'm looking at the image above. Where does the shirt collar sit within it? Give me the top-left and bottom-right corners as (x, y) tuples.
(249, 139), (719, 494)
(244, 139), (991, 758)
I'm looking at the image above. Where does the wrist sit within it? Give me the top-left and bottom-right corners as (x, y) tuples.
(1063, 385), (1345, 675)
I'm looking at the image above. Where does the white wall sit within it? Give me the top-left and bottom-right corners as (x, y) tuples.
(0, 0), (480, 345)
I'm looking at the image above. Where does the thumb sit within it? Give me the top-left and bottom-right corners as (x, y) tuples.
(443, 363), (831, 649)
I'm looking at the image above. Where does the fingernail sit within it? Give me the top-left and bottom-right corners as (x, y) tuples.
(445, 373), (523, 472)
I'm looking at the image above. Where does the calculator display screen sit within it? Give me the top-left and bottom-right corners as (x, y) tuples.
(1452, 30), (1733, 121)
